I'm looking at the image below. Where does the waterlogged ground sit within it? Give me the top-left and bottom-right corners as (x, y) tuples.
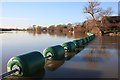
(1, 31), (119, 79)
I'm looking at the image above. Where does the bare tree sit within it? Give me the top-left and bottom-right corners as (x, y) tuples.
(84, 0), (113, 20)
(84, 0), (102, 20)
(96, 7), (113, 20)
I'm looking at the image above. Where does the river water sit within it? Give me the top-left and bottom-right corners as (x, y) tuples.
(0, 31), (119, 79)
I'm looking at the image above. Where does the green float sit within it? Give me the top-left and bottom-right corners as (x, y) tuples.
(7, 51), (45, 76)
(43, 45), (65, 60)
(88, 36), (91, 41)
(86, 36), (90, 42)
(73, 39), (82, 48)
(62, 42), (76, 52)
(79, 38), (85, 45)
(83, 37), (87, 44)
(86, 37), (89, 43)
(89, 36), (92, 41)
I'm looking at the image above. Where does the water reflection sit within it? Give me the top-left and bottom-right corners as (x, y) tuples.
(47, 31), (55, 36)
(73, 36), (117, 71)
(26, 30), (86, 38)
(65, 52), (76, 60)
(1, 31), (118, 78)
(0, 31), (14, 34)
(44, 50), (81, 71)
(78, 46), (112, 68)
(27, 31), (41, 36)
(45, 59), (65, 72)
(2, 69), (45, 80)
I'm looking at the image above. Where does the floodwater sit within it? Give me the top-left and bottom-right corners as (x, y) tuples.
(0, 31), (119, 79)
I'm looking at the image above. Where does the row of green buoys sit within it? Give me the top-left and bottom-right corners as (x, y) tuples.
(5, 32), (95, 77)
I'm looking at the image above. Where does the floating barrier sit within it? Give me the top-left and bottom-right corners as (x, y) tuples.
(89, 36), (92, 41)
(73, 39), (82, 48)
(83, 37), (88, 44)
(6, 45), (65, 78)
(79, 38), (85, 45)
(7, 51), (45, 76)
(62, 42), (76, 52)
(87, 37), (90, 42)
(0, 32), (96, 79)
(43, 45), (65, 60)
(85, 37), (89, 43)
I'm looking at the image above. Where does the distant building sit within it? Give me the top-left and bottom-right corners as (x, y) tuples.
(101, 16), (120, 27)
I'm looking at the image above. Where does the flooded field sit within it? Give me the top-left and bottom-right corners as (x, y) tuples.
(0, 31), (119, 79)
